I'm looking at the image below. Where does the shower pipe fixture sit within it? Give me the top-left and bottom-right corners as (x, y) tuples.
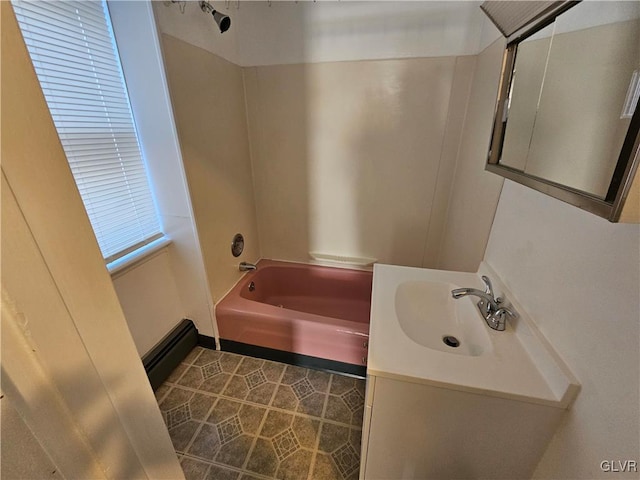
(224, 0), (241, 9)
(168, 0), (186, 14)
(200, 1), (231, 33)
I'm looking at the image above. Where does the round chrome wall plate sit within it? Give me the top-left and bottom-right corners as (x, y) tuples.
(231, 233), (244, 257)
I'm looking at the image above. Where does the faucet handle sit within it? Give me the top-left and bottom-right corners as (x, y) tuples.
(481, 276), (503, 309)
(487, 306), (518, 331)
(494, 306), (517, 319)
(481, 276), (495, 298)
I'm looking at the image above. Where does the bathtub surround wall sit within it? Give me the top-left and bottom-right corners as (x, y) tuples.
(485, 180), (640, 479)
(437, 38), (506, 272)
(154, 0), (503, 273)
(421, 55), (477, 267)
(160, 34), (261, 303)
(245, 56), (476, 267)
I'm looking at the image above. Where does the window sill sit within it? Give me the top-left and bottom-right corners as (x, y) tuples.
(107, 236), (172, 276)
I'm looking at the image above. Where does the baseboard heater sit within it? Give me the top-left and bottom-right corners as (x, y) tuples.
(142, 319), (199, 390)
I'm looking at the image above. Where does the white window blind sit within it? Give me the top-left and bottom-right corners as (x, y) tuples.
(12, 0), (163, 263)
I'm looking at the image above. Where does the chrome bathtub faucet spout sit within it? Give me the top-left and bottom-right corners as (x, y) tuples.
(239, 262), (257, 272)
(451, 276), (517, 331)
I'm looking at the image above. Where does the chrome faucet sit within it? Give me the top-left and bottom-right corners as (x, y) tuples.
(451, 276), (517, 331)
(239, 261), (257, 272)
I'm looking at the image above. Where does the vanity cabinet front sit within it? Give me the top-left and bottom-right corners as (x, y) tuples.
(359, 374), (565, 480)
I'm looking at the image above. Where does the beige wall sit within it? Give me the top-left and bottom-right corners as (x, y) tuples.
(244, 56), (476, 268)
(160, 34), (261, 303)
(437, 39), (505, 272)
(1, 3), (183, 476)
(1, 394), (61, 479)
(112, 250), (185, 356)
(485, 180), (640, 479)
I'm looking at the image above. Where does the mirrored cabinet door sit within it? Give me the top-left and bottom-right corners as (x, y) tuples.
(486, 1), (640, 223)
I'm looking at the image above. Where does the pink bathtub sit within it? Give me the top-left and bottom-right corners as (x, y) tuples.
(216, 260), (372, 368)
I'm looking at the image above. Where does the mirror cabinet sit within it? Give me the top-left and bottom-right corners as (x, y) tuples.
(485, 1), (640, 222)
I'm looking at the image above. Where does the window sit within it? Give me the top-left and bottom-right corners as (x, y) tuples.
(12, 0), (163, 264)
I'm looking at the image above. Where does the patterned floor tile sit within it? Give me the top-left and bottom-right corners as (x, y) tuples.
(260, 410), (294, 438)
(246, 438), (279, 477)
(282, 366), (331, 393)
(160, 386), (193, 412)
(331, 443), (360, 479)
(291, 416), (320, 450)
(216, 434), (254, 468)
(218, 415), (243, 445)
(187, 423), (221, 460)
(185, 397), (268, 467)
(177, 352), (241, 390)
(221, 356), (284, 405)
(272, 365), (331, 417)
(246, 410), (321, 478)
(168, 420), (201, 453)
(309, 453), (341, 480)
(178, 366), (205, 389)
(183, 346), (205, 364)
(154, 383), (171, 403)
(166, 402), (191, 429)
(180, 456), (211, 480)
(317, 424), (362, 480)
(272, 428), (300, 461)
(276, 448), (312, 479)
(236, 356), (265, 376)
(190, 393), (218, 422)
(199, 372), (232, 394)
(159, 387), (217, 428)
(206, 463), (241, 480)
(318, 423), (350, 453)
(167, 363), (189, 383)
(207, 398), (267, 435)
(157, 347), (366, 480)
(310, 452), (358, 480)
(193, 349), (225, 366)
(323, 377), (365, 427)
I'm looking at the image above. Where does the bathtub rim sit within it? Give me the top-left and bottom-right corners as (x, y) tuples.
(219, 258), (373, 330)
(216, 257), (374, 309)
(215, 258), (373, 371)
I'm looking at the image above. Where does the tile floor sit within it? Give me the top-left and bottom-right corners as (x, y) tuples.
(155, 347), (366, 480)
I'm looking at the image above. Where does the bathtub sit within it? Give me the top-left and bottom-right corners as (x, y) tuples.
(216, 259), (372, 369)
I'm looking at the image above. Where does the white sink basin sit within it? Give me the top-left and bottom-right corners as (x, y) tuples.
(395, 280), (492, 356)
(368, 263), (580, 408)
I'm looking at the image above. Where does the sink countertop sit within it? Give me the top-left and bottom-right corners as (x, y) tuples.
(368, 263), (580, 408)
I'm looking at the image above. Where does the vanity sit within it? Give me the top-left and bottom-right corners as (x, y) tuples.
(359, 263), (579, 480)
